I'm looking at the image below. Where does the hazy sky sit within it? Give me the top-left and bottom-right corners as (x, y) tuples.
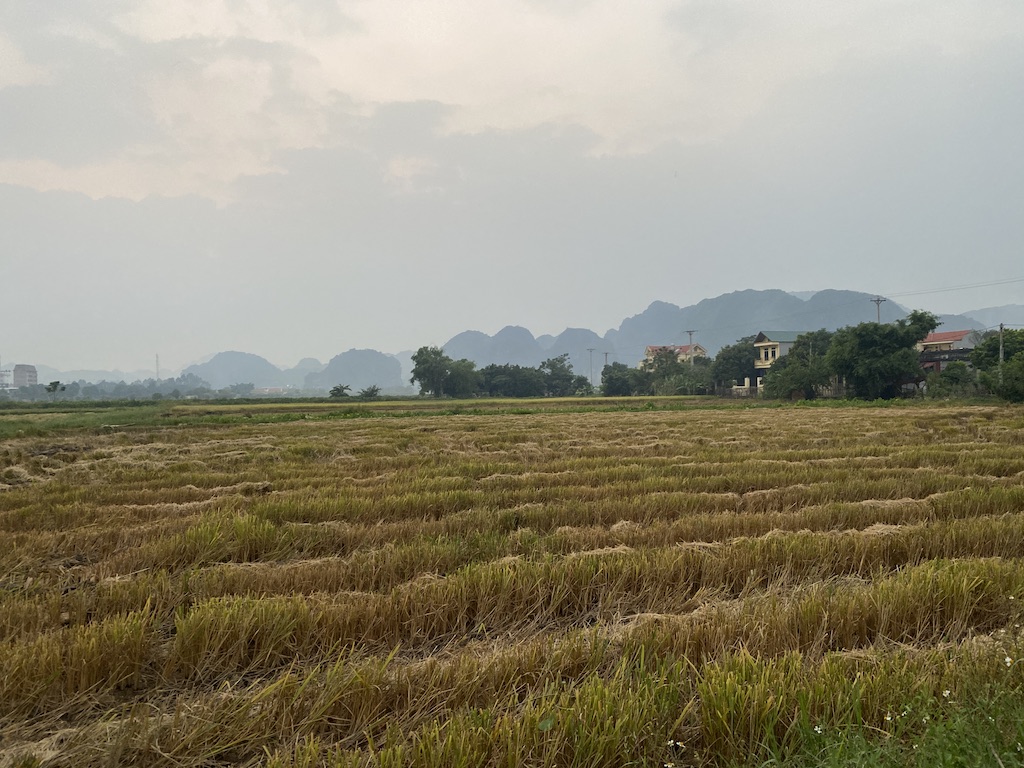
(3, 1), (1023, 372)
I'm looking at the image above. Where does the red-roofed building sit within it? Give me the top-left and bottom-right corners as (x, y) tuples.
(917, 330), (976, 374)
(917, 330), (974, 353)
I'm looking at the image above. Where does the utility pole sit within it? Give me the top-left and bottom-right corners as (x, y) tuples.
(685, 330), (697, 366)
(587, 348), (595, 387)
(871, 297), (886, 323)
(999, 323), (1005, 386)
(155, 354), (160, 381)
(604, 352), (610, 368)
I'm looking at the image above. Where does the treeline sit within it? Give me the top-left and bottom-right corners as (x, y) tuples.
(0, 374), (229, 403)
(410, 349), (593, 398)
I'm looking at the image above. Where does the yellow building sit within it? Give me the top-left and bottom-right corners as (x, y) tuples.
(753, 331), (802, 371)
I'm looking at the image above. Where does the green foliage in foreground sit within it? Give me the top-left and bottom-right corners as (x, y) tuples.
(740, 687), (1024, 768)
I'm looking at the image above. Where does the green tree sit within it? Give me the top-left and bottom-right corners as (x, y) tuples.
(410, 346), (451, 397)
(600, 362), (651, 396)
(641, 348), (685, 379)
(444, 358), (480, 398)
(994, 353), (1024, 402)
(358, 385), (381, 399)
(971, 328), (1024, 372)
(540, 354), (577, 397)
(925, 362), (981, 399)
(711, 338), (757, 391)
(825, 310), (938, 399)
(480, 364), (546, 397)
(570, 375), (594, 396)
(642, 349), (712, 395)
(659, 357), (713, 395)
(329, 384), (351, 398)
(410, 346), (480, 398)
(44, 381), (66, 401)
(763, 329), (834, 400)
(600, 362), (632, 396)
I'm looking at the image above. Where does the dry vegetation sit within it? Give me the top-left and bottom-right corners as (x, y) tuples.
(2, 401), (1024, 766)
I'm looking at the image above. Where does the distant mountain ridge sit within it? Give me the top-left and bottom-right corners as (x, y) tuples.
(962, 305), (1024, 330)
(183, 351), (289, 390)
(33, 290), (1017, 387)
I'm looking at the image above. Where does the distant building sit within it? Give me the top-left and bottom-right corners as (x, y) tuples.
(917, 330), (974, 353)
(917, 330), (975, 375)
(12, 364), (37, 388)
(641, 344), (708, 367)
(753, 332), (803, 371)
(752, 331), (805, 392)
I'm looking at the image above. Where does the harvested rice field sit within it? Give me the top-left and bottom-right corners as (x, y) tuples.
(3, 400), (1024, 766)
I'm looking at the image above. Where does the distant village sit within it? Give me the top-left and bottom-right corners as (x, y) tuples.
(642, 327), (977, 397)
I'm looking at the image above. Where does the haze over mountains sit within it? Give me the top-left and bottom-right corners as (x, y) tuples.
(33, 289), (1019, 389)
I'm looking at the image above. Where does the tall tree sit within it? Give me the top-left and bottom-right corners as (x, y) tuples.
(410, 346), (480, 398)
(444, 359), (480, 398)
(410, 346), (451, 397)
(540, 354), (577, 397)
(44, 381), (66, 401)
(600, 362), (651, 396)
(825, 311), (938, 399)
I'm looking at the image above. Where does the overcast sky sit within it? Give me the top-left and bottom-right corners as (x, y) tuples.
(3, 1), (1022, 372)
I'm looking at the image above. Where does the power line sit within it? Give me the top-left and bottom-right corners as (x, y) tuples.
(884, 276), (1024, 299)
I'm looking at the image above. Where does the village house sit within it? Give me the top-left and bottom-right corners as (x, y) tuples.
(752, 331), (804, 389)
(917, 330), (976, 375)
(753, 331), (802, 371)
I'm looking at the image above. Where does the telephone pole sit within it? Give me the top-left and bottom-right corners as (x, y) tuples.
(587, 348), (595, 387)
(871, 297), (886, 323)
(685, 330), (697, 366)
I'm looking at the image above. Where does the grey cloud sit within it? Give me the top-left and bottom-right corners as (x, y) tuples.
(0, 57), (155, 163)
(664, 0), (751, 51)
(3, 28), (1023, 370)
